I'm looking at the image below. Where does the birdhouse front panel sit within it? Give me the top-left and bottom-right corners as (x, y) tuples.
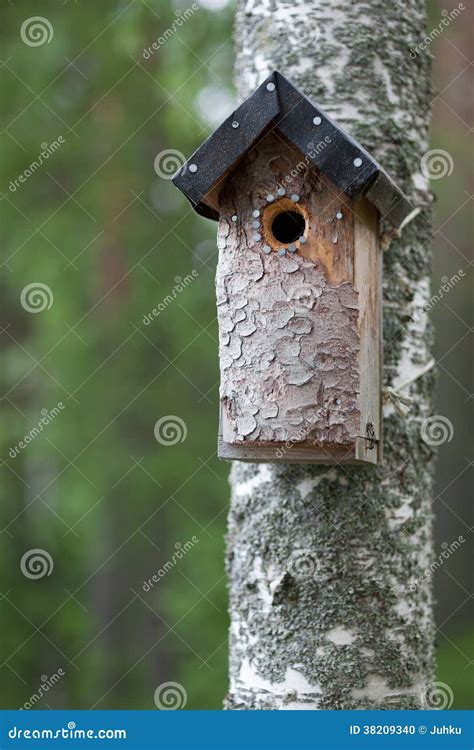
(216, 132), (379, 464)
(173, 71), (412, 465)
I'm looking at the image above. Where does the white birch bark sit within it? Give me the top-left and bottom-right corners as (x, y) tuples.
(225, 0), (436, 710)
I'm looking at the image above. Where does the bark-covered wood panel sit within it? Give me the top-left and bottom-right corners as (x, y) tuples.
(216, 133), (366, 459)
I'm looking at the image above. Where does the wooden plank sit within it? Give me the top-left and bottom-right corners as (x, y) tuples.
(218, 434), (363, 464)
(353, 198), (382, 464)
(219, 406), (368, 464)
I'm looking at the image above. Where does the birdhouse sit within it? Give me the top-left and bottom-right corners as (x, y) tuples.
(173, 71), (412, 465)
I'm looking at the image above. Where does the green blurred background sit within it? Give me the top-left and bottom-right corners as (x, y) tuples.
(0, 0), (471, 710)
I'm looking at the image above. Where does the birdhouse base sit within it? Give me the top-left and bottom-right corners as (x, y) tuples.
(218, 435), (380, 466)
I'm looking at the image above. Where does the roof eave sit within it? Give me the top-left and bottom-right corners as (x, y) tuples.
(173, 71), (413, 231)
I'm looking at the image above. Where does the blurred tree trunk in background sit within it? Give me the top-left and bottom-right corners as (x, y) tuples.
(226, 0), (437, 709)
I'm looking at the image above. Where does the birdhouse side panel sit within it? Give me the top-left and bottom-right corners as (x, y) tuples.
(215, 143), (361, 453)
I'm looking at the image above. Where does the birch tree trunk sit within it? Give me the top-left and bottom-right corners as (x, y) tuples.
(226, 0), (436, 710)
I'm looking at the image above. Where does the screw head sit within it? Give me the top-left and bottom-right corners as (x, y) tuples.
(291, 194), (300, 202)
(253, 233), (262, 242)
(252, 209), (260, 218)
(353, 157), (362, 168)
(231, 215), (238, 222)
(262, 245), (271, 254)
(287, 244), (297, 253)
(299, 236), (307, 244)
(266, 194), (275, 202)
(231, 120), (239, 129)
(277, 187), (286, 196)
(266, 82), (276, 92)
(313, 116), (322, 125)
(252, 220), (261, 229)
(188, 163), (198, 173)
(336, 211), (343, 220)
(277, 248), (286, 257)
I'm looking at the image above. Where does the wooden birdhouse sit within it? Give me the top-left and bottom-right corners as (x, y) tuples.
(173, 71), (412, 465)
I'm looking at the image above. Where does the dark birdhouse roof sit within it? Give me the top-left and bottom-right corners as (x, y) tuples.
(172, 71), (413, 230)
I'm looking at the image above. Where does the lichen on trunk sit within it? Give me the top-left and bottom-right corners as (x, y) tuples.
(225, 0), (436, 710)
